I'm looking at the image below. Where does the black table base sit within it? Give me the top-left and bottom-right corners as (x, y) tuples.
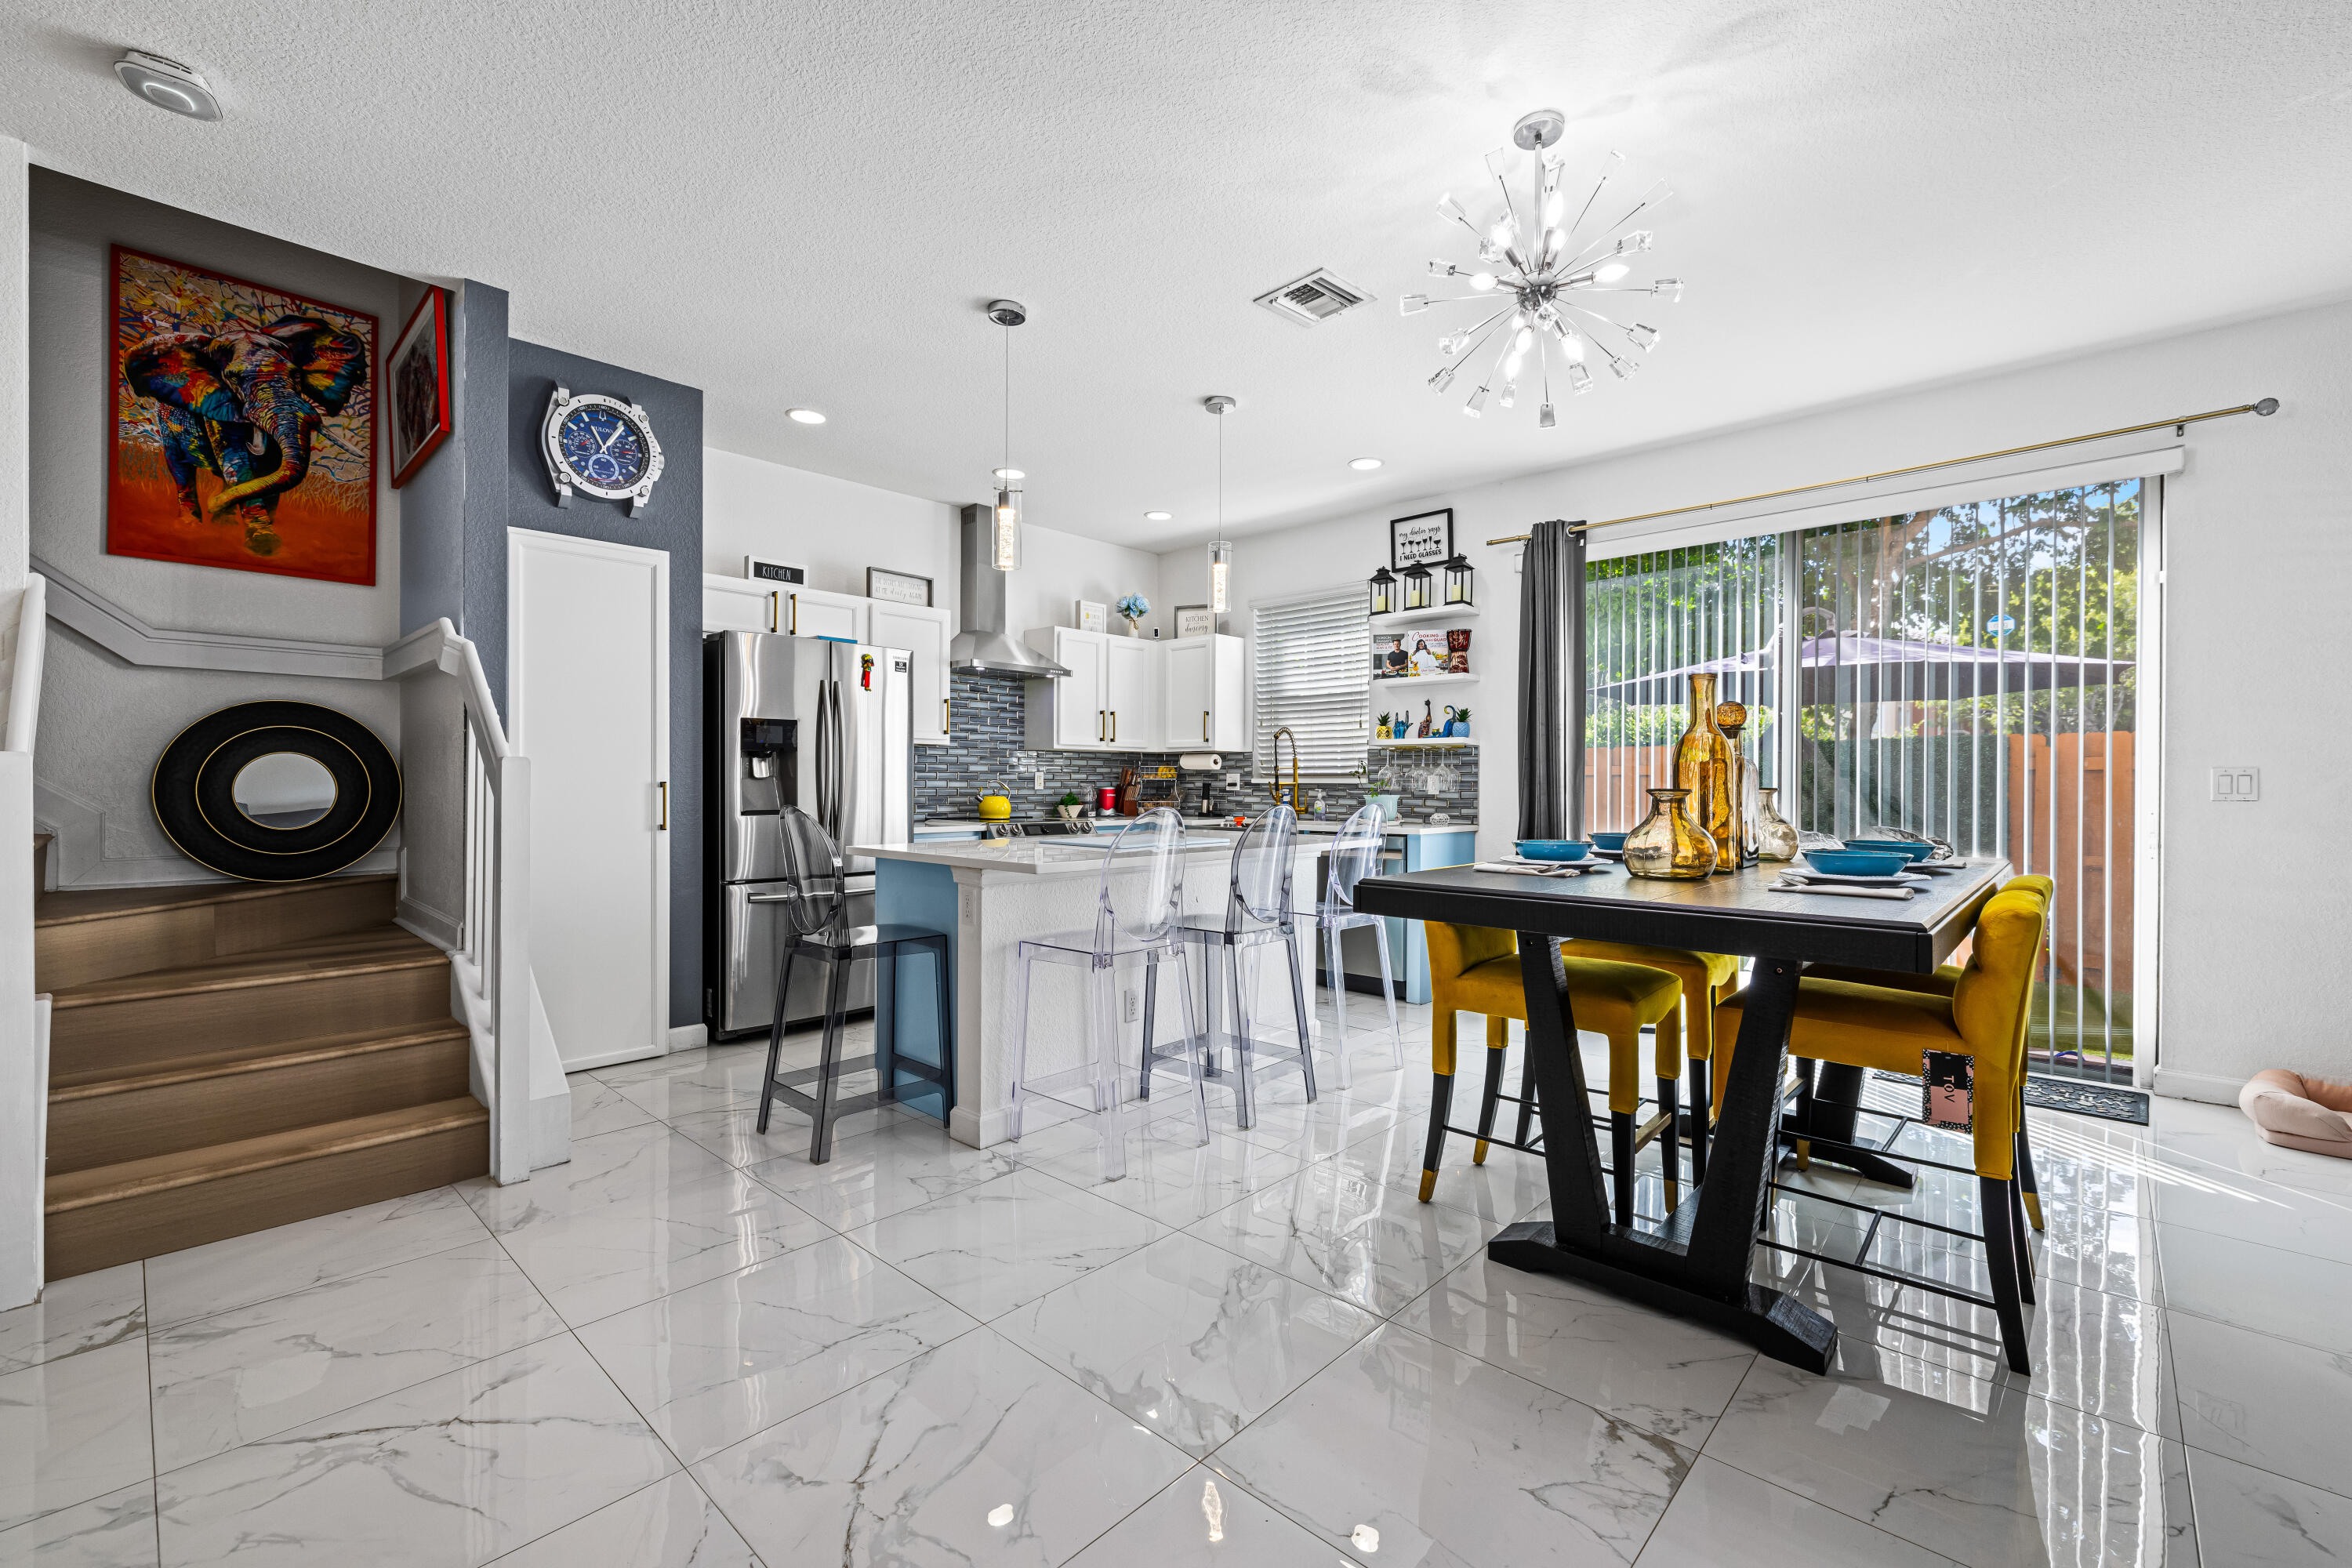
(1501, 936), (1839, 1374)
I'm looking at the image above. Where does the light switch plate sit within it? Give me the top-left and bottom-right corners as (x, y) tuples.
(2211, 766), (2260, 801)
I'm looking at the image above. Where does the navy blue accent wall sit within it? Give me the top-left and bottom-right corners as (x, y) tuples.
(506, 340), (705, 1029)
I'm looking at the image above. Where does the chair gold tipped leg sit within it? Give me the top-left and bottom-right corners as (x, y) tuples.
(1418, 1168), (1438, 1202)
(1794, 1138), (1812, 1171)
(2023, 1190), (2043, 1231)
(1472, 1140), (1490, 1165)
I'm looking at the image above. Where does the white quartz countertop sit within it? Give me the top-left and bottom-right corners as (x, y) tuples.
(855, 837), (1280, 876)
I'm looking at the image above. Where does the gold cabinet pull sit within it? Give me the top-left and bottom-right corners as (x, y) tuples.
(767, 592), (778, 633)
(942, 698), (950, 732)
(1110, 710), (1117, 743)
(658, 781), (669, 830)
(1203, 710), (1210, 742)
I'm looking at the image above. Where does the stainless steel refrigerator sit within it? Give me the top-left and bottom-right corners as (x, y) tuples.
(702, 630), (911, 1038)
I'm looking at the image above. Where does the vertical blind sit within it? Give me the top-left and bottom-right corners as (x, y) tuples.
(1253, 589), (1371, 779)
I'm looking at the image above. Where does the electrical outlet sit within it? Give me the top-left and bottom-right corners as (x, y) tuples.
(1225, 771), (1240, 787)
(1033, 771), (1044, 790)
(1123, 990), (1140, 1022)
(2211, 766), (2260, 801)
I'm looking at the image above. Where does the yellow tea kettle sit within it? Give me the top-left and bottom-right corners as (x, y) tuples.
(977, 784), (1013, 822)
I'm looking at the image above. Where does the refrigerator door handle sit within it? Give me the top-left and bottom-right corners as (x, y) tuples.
(827, 677), (847, 837)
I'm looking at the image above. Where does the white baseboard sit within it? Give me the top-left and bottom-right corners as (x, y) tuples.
(950, 1104), (992, 1149)
(2152, 1066), (2245, 1106)
(667, 1023), (708, 1051)
(396, 897), (463, 951)
(35, 771), (397, 891)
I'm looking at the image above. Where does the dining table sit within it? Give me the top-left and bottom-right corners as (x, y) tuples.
(1352, 855), (2007, 1373)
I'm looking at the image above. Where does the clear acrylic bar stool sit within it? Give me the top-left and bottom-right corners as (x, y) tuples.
(1005, 807), (1207, 1179)
(1171, 803), (1316, 1130)
(1315, 801), (1403, 1089)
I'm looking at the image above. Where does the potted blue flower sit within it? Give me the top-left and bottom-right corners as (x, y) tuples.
(1114, 593), (1151, 636)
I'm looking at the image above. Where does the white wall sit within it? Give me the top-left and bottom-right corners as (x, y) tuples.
(703, 445), (1163, 639)
(28, 170), (405, 884)
(1169, 296), (2352, 1102)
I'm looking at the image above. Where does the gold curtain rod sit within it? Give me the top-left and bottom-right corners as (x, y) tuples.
(1483, 397), (2280, 545)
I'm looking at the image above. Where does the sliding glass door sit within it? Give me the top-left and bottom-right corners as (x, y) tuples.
(1581, 480), (2146, 1083)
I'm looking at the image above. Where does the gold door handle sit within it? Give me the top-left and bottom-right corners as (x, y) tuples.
(658, 781), (669, 830)
(767, 592), (778, 633)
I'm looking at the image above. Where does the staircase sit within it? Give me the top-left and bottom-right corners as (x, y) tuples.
(37, 873), (488, 1280)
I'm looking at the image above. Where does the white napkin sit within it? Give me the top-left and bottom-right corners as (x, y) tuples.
(1475, 858), (1613, 878)
(1770, 877), (1916, 900)
(1782, 868), (1931, 887)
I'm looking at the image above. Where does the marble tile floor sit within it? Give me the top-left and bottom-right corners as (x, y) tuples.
(7, 1006), (2352, 1564)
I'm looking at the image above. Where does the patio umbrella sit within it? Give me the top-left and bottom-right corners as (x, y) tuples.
(1589, 631), (2133, 706)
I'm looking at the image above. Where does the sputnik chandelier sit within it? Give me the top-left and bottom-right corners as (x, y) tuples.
(1401, 107), (1683, 426)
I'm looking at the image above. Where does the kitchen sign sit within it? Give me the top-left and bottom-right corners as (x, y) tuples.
(1390, 508), (1454, 570)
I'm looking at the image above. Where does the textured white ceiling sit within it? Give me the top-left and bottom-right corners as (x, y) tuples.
(6, 1), (2350, 549)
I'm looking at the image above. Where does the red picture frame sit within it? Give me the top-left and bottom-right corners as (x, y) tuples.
(107, 245), (379, 585)
(386, 286), (452, 488)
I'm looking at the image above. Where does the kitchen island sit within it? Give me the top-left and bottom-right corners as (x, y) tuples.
(853, 832), (1327, 1149)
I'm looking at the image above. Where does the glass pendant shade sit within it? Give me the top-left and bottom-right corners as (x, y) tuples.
(1401, 561), (1434, 611)
(1369, 565), (1397, 616)
(1440, 553), (1475, 606)
(1207, 539), (1232, 613)
(992, 485), (1022, 571)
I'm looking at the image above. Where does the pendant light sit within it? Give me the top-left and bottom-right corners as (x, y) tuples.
(1203, 395), (1236, 613)
(986, 299), (1026, 571)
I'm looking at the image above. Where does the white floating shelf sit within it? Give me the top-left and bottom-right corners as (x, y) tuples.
(1370, 603), (1483, 627)
(1370, 672), (1479, 689)
(1376, 737), (1477, 749)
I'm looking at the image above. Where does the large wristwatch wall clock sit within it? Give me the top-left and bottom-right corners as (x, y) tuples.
(542, 385), (666, 514)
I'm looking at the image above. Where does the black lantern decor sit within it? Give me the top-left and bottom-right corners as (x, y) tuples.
(1368, 564), (1397, 617)
(1401, 559), (1435, 612)
(1440, 552), (1475, 607)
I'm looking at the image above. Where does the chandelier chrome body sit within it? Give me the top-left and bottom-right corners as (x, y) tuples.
(1402, 108), (1684, 428)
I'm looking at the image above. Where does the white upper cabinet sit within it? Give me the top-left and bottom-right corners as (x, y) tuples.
(702, 576), (865, 642)
(1163, 633), (1247, 751)
(784, 584), (866, 644)
(869, 601), (951, 746)
(1103, 636), (1162, 750)
(1023, 629), (1247, 752)
(703, 574), (777, 633)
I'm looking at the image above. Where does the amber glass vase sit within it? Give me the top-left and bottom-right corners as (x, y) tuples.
(1624, 787), (1719, 880)
(1714, 702), (1760, 869)
(1756, 786), (1801, 862)
(1674, 674), (1735, 872)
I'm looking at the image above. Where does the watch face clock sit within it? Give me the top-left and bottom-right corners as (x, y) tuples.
(541, 386), (666, 514)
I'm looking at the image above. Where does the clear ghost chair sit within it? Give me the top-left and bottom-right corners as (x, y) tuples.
(1171, 802), (1316, 1129)
(1316, 801), (1403, 1087)
(1005, 806), (1207, 1178)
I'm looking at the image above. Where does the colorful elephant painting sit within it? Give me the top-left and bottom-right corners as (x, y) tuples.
(107, 248), (378, 585)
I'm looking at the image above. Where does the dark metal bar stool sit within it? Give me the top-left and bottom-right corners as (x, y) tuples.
(753, 807), (949, 1163)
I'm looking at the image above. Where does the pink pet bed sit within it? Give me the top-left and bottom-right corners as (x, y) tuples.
(2241, 1070), (2352, 1158)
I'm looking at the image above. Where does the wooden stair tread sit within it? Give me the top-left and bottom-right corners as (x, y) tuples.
(51, 1021), (473, 1100)
(45, 1098), (488, 1214)
(49, 926), (445, 1009)
(36, 873), (397, 928)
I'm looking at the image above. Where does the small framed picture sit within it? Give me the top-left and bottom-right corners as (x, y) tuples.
(1075, 600), (1108, 633)
(1174, 604), (1214, 639)
(387, 287), (451, 489)
(1391, 507), (1454, 570)
(866, 567), (932, 607)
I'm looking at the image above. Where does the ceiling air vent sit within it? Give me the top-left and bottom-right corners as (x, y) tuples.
(1254, 268), (1374, 327)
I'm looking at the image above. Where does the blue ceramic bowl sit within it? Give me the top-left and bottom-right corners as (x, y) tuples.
(1804, 848), (1912, 877)
(1515, 839), (1592, 862)
(1590, 832), (1629, 852)
(1843, 837), (1933, 863)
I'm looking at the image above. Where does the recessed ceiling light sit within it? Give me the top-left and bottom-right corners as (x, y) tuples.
(1145, 510), (1172, 521)
(992, 466), (1025, 481)
(1348, 457), (1384, 470)
(786, 408), (826, 425)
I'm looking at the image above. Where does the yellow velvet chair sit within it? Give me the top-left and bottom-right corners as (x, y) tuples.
(1421, 922), (1685, 1229)
(1798, 873), (2057, 1229)
(1715, 876), (2053, 1372)
(1559, 941), (1739, 1179)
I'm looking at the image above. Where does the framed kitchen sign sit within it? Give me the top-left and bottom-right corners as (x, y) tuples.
(1174, 604), (1214, 638)
(1390, 507), (1454, 570)
(866, 566), (933, 606)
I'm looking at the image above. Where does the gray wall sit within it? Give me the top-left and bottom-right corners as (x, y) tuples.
(506, 340), (704, 1028)
(397, 280), (509, 692)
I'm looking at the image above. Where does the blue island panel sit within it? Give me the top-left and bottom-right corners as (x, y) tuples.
(871, 858), (957, 1124)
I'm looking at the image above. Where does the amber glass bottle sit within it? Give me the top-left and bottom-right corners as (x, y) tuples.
(1674, 674), (1735, 872)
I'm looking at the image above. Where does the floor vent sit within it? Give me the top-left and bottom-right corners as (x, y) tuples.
(1254, 268), (1374, 327)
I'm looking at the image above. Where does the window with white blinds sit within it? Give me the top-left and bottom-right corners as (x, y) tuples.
(1252, 590), (1371, 780)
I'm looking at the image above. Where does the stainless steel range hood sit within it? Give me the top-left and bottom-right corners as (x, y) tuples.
(948, 503), (1070, 677)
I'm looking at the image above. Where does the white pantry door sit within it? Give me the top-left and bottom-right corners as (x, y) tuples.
(508, 528), (670, 1071)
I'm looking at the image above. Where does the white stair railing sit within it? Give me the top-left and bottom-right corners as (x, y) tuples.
(2, 575), (51, 1308)
(384, 619), (535, 1185)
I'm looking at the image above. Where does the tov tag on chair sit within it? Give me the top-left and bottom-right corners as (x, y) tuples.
(1922, 1049), (1974, 1132)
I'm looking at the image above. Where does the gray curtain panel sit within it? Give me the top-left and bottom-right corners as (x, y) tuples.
(1515, 519), (1587, 840)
